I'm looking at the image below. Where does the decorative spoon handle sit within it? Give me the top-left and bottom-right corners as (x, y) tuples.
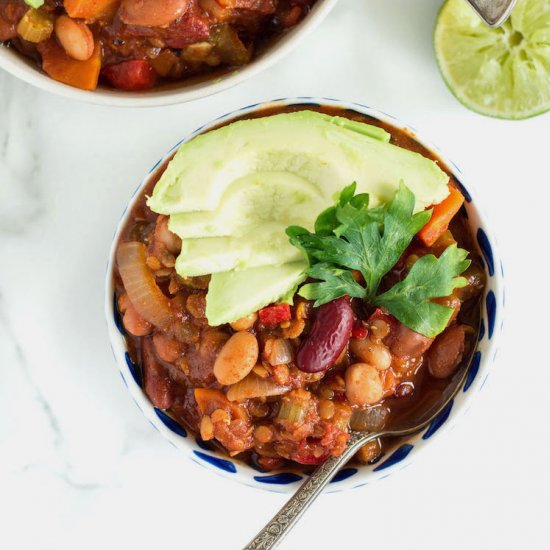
(466, 0), (516, 27)
(243, 431), (378, 550)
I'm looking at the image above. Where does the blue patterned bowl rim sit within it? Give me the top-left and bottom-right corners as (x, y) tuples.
(105, 97), (504, 494)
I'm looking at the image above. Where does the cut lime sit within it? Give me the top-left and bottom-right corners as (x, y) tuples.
(434, 0), (550, 119)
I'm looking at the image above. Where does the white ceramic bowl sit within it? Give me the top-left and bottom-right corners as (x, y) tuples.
(0, 1), (337, 107)
(105, 97), (504, 493)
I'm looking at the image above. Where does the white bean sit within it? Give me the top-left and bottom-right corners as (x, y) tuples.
(351, 338), (392, 370)
(230, 312), (257, 331)
(213, 331), (258, 385)
(345, 363), (384, 406)
(55, 16), (94, 61)
(120, 0), (190, 28)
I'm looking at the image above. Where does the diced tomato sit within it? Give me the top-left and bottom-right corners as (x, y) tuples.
(0, 0), (27, 40)
(101, 59), (157, 91)
(259, 303), (291, 326)
(352, 320), (367, 340)
(291, 440), (331, 465)
(164, 2), (210, 48)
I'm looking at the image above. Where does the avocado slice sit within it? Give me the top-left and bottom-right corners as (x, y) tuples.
(147, 110), (451, 326)
(148, 111), (448, 217)
(168, 171), (325, 239)
(206, 262), (308, 326)
(176, 223), (303, 277)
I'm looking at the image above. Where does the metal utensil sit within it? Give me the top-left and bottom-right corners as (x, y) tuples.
(466, 0), (517, 27)
(244, 330), (479, 550)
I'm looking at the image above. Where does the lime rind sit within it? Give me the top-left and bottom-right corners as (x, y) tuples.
(434, 0), (550, 120)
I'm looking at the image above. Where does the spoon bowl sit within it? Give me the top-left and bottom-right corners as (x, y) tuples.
(466, 0), (517, 27)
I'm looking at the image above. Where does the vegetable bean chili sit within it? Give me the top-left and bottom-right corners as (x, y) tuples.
(113, 105), (486, 471)
(0, 0), (318, 91)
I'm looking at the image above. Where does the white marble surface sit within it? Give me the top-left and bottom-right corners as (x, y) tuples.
(1, 1), (549, 549)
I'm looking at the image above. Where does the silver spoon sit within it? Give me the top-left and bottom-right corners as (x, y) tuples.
(244, 330), (479, 550)
(466, 0), (517, 27)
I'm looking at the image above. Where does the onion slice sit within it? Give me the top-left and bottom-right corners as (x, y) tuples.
(267, 338), (295, 366)
(349, 406), (389, 432)
(117, 241), (172, 330)
(227, 373), (290, 402)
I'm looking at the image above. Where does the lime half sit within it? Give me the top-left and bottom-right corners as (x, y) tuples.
(435, 0), (550, 119)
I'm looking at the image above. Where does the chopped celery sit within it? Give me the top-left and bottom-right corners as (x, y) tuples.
(24, 1), (44, 8)
(17, 9), (54, 43)
(278, 399), (306, 423)
(210, 24), (251, 66)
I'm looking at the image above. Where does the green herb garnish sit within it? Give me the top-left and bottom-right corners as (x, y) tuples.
(286, 183), (470, 338)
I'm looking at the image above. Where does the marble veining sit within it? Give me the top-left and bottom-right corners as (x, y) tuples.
(0, 76), (46, 235)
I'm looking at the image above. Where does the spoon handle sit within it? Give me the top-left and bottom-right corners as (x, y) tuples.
(244, 432), (378, 550)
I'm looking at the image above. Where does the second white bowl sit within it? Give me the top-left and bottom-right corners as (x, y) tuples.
(0, 1), (337, 107)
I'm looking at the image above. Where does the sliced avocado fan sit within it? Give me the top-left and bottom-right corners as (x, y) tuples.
(147, 111), (450, 326)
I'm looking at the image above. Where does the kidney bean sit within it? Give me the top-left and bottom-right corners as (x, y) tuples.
(459, 262), (487, 301)
(427, 325), (468, 379)
(163, 2), (210, 48)
(390, 323), (434, 359)
(296, 298), (354, 373)
(119, 0), (190, 28)
(153, 332), (183, 363)
(142, 337), (173, 409)
(122, 302), (152, 337)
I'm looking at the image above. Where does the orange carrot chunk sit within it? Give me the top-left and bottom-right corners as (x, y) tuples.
(194, 388), (249, 420)
(418, 185), (465, 247)
(64, 0), (120, 21)
(38, 38), (101, 90)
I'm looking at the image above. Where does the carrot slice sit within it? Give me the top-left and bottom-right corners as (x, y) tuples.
(64, 0), (120, 21)
(38, 38), (101, 90)
(194, 388), (248, 420)
(418, 185), (465, 247)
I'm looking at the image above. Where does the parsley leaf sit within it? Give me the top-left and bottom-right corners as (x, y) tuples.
(374, 245), (470, 337)
(298, 264), (367, 306)
(287, 182), (431, 300)
(286, 183), (471, 338)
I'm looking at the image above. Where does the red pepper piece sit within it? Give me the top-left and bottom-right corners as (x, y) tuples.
(259, 303), (291, 326)
(102, 59), (157, 91)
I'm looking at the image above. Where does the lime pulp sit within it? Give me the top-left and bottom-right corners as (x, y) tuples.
(434, 0), (550, 119)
